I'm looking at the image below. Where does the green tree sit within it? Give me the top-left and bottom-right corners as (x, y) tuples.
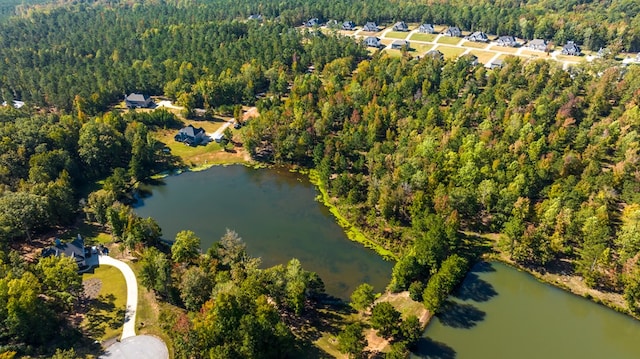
(180, 266), (213, 311)
(350, 283), (375, 312)
(172, 230), (201, 264)
(370, 302), (401, 339)
(423, 255), (468, 313)
(398, 315), (421, 347)
(35, 255), (82, 311)
(140, 247), (172, 297)
(0, 192), (48, 241)
(337, 322), (366, 358)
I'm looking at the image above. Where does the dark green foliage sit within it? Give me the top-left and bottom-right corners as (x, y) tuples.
(350, 283), (375, 312)
(423, 255), (469, 313)
(370, 302), (401, 339)
(408, 281), (425, 302)
(337, 322), (366, 358)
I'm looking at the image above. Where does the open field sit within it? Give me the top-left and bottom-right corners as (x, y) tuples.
(437, 36), (462, 45)
(462, 41), (488, 49)
(494, 45), (519, 53)
(386, 31), (410, 39)
(435, 45), (466, 59)
(470, 49), (497, 64)
(410, 33), (437, 42)
(556, 54), (584, 62)
(410, 43), (434, 56)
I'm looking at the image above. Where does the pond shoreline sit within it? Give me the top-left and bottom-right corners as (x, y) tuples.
(152, 161), (639, 323)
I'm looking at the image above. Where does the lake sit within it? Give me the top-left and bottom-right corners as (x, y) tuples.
(134, 165), (393, 299)
(413, 261), (640, 358)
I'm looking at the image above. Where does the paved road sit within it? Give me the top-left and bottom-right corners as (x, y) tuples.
(98, 255), (138, 340)
(101, 335), (169, 359)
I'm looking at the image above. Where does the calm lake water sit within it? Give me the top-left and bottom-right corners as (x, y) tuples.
(413, 262), (640, 358)
(134, 165), (392, 299)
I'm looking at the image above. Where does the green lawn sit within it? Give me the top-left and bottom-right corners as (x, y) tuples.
(462, 41), (488, 49)
(437, 36), (462, 45)
(469, 50), (497, 64)
(495, 46), (519, 53)
(82, 266), (128, 341)
(386, 31), (410, 39)
(410, 33), (437, 42)
(435, 45), (466, 59)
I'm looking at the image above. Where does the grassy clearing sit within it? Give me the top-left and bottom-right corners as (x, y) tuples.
(435, 45), (466, 59)
(385, 49), (403, 58)
(437, 36), (462, 45)
(519, 49), (547, 58)
(494, 45), (519, 53)
(410, 33), (437, 42)
(433, 25), (446, 33)
(556, 54), (585, 62)
(82, 266), (127, 341)
(409, 44), (433, 56)
(386, 31), (410, 39)
(462, 41), (488, 49)
(309, 170), (397, 260)
(76, 222), (112, 245)
(129, 261), (176, 358)
(311, 304), (358, 358)
(469, 50), (497, 64)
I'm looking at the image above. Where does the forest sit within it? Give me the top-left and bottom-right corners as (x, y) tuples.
(0, 0), (640, 358)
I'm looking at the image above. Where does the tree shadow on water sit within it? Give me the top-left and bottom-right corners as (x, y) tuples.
(453, 272), (498, 302)
(437, 301), (486, 329)
(470, 261), (495, 273)
(412, 337), (457, 359)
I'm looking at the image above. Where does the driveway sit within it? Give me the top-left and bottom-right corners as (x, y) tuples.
(98, 255), (138, 340)
(100, 335), (169, 359)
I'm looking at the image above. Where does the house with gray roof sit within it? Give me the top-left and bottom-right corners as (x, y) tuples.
(393, 21), (409, 32)
(364, 36), (382, 48)
(418, 23), (435, 34)
(526, 39), (548, 51)
(561, 41), (581, 56)
(363, 22), (378, 32)
(175, 124), (207, 146)
(391, 39), (410, 50)
(342, 21), (356, 30)
(125, 93), (152, 108)
(496, 36), (517, 47)
(248, 14), (262, 21)
(304, 18), (319, 27)
(460, 54), (479, 66)
(425, 49), (444, 60)
(466, 31), (489, 42)
(42, 236), (88, 271)
(444, 26), (461, 37)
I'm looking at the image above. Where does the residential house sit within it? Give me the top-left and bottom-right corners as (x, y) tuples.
(488, 58), (504, 69)
(466, 31), (488, 42)
(425, 49), (444, 60)
(175, 124), (207, 146)
(596, 47), (611, 58)
(443, 26), (461, 37)
(418, 23), (435, 34)
(363, 22), (378, 32)
(496, 35), (517, 47)
(391, 39), (410, 50)
(125, 93), (152, 108)
(304, 18), (319, 27)
(562, 41), (581, 56)
(364, 36), (382, 48)
(342, 21), (356, 30)
(393, 21), (409, 32)
(527, 39), (548, 52)
(2, 100), (24, 108)
(248, 14), (262, 21)
(460, 54), (479, 66)
(42, 236), (88, 270)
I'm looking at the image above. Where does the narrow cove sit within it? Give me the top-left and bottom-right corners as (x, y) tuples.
(413, 262), (640, 358)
